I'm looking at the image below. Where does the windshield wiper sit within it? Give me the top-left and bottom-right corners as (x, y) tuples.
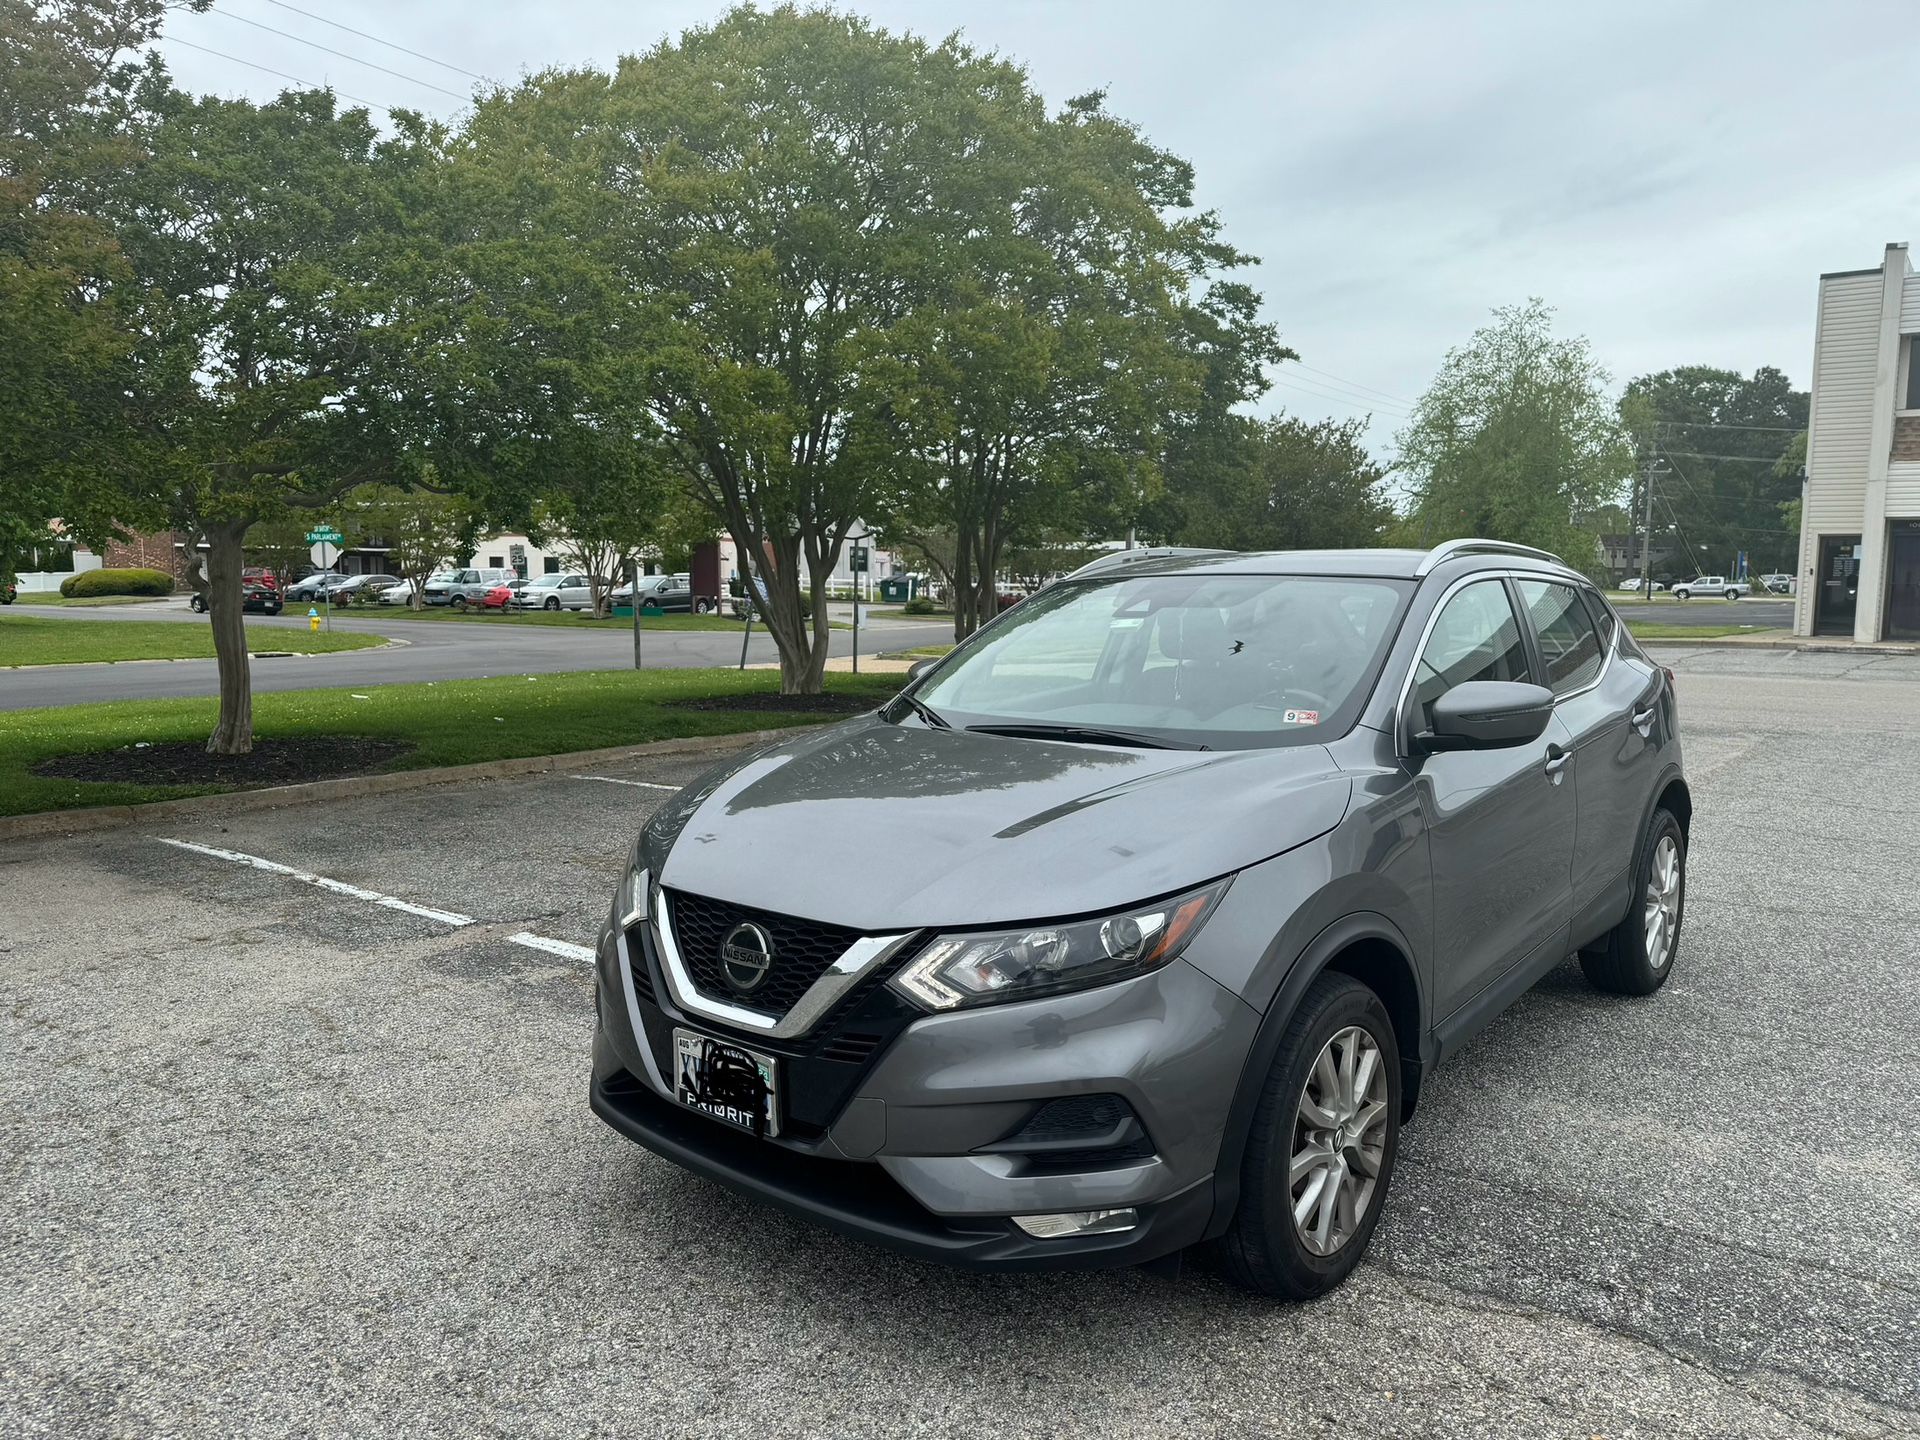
(965, 722), (1193, 751)
(896, 693), (950, 730)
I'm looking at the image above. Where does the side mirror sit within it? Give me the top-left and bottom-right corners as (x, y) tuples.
(907, 657), (939, 683)
(1415, 680), (1554, 753)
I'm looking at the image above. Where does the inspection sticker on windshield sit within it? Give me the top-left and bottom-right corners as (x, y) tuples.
(1282, 709), (1321, 725)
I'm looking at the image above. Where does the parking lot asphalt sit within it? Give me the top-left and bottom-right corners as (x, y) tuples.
(4, 645), (1917, 1437)
(0, 602), (953, 711)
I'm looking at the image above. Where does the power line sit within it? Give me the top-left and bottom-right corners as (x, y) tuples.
(210, 7), (471, 100)
(1651, 420), (1805, 435)
(252, 0), (491, 81)
(1269, 374), (1411, 417)
(1289, 362), (1412, 406)
(162, 36), (394, 112)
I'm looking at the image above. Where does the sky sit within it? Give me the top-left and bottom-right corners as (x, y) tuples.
(153, 0), (1920, 453)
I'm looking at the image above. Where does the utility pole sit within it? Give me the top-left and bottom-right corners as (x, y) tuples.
(630, 558), (643, 670)
(1638, 454), (1667, 602)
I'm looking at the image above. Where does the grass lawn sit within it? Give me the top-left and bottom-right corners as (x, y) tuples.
(0, 614), (386, 668)
(0, 668), (904, 817)
(10, 593), (162, 607)
(1623, 621), (1788, 641)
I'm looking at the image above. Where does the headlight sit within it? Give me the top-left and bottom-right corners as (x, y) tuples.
(889, 881), (1228, 1012)
(614, 860), (649, 928)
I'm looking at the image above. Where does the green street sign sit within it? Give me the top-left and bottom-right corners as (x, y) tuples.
(306, 527), (343, 545)
(849, 545), (869, 573)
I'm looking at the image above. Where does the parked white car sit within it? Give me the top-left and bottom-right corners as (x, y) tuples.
(1758, 573), (1794, 594)
(1619, 577), (1667, 593)
(1671, 574), (1742, 601)
(379, 576), (427, 605)
(514, 572), (594, 611)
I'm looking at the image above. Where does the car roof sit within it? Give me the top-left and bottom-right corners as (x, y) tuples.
(1070, 544), (1589, 584)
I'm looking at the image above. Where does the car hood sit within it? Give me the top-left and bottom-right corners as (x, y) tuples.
(647, 716), (1352, 931)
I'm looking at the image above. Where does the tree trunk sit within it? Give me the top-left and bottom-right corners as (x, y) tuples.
(203, 520), (254, 755)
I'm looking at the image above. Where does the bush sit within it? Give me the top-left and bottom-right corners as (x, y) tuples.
(60, 568), (175, 598)
(902, 596), (937, 615)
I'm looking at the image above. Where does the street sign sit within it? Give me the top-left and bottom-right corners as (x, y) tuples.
(306, 526), (343, 545)
(849, 545), (869, 574)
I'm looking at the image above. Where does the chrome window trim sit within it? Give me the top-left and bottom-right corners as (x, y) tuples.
(1394, 570), (1619, 754)
(650, 884), (912, 1039)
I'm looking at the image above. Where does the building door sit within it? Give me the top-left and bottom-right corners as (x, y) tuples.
(1888, 524), (1920, 642)
(1814, 535), (1861, 636)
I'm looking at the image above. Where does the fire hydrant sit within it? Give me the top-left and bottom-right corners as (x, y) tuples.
(308, 608), (321, 633)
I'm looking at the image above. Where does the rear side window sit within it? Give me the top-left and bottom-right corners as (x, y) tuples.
(1518, 579), (1604, 695)
(1580, 587), (1618, 651)
(1413, 580), (1530, 730)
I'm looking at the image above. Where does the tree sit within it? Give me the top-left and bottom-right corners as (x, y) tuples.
(90, 83), (446, 752)
(1165, 413), (1394, 553)
(867, 95), (1280, 641)
(0, 1), (203, 582)
(1619, 366), (1809, 575)
(1396, 299), (1631, 571)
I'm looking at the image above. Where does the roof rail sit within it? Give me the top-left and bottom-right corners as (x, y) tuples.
(1065, 546), (1237, 580)
(1414, 537), (1568, 577)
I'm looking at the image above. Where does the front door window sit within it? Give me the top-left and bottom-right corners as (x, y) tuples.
(1814, 536), (1860, 636)
(1888, 525), (1920, 642)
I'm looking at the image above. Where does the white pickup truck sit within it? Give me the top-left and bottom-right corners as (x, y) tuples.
(1670, 574), (1743, 601)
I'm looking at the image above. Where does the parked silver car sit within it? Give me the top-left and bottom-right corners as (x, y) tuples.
(514, 572), (594, 611)
(593, 539), (1691, 1299)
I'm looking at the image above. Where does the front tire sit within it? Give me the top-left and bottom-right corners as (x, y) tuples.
(450, 595), (467, 612)
(545, 596), (560, 611)
(190, 595), (207, 613)
(1215, 972), (1401, 1300)
(1580, 807), (1685, 996)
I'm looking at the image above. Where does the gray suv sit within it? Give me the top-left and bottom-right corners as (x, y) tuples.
(591, 540), (1689, 1298)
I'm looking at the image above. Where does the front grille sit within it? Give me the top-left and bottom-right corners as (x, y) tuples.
(667, 890), (864, 1019)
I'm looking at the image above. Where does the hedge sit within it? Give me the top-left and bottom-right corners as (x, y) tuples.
(60, 567), (176, 598)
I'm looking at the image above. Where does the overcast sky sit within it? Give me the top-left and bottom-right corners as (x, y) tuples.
(155, 0), (1920, 451)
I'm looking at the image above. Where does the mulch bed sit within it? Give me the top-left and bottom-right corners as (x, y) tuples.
(669, 692), (876, 714)
(35, 737), (414, 789)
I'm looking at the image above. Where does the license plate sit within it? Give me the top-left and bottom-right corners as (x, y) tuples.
(673, 1028), (780, 1138)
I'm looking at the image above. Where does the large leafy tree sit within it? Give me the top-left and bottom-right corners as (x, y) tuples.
(868, 94), (1280, 640)
(90, 83), (447, 751)
(0, 0), (201, 583)
(1395, 299), (1631, 571)
(1618, 365), (1808, 575)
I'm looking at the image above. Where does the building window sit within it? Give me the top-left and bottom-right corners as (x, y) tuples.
(543, 557), (559, 574)
(1908, 336), (1920, 411)
(488, 555), (504, 569)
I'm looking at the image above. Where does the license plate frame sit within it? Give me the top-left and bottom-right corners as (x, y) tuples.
(672, 1027), (781, 1138)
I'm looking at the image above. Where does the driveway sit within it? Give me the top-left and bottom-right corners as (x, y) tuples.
(2, 601), (953, 711)
(3, 645), (1916, 1436)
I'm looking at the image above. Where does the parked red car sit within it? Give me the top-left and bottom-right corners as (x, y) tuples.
(242, 567), (280, 591)
(476, 582), (517, 611)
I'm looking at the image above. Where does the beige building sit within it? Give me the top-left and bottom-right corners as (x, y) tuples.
(1795, 241), (1920, 641)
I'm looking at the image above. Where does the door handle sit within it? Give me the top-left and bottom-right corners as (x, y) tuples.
(1630, 703), (1657, 737)
(1543, 744), (1570, 785)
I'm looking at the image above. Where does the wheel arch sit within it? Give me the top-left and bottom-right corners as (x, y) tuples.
(1203, 912), (1427, 1242)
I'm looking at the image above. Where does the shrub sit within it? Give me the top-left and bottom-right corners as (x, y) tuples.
(902, 596), (937, 615)
(60, 567), (175, 598)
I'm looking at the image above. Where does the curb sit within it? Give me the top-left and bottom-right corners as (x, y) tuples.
(0, 727), (792, 845)
(1, 635), (406, 671)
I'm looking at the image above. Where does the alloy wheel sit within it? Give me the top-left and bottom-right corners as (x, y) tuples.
(1643, 834), (1682, 968)
(1290, 1024), (1388, 1257)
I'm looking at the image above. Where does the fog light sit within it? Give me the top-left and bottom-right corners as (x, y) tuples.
(1011, 1208), (1138, 1240)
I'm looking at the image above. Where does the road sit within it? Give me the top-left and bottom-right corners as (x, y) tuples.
(1610, 594), (1795, 628)
(1, 599), (953, 710)
(4, 645), (1917, 1436)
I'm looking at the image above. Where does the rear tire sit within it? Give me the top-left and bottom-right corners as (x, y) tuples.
(1214, 972), (1401, 1300)
(190, 595), (206, 613)
(1580, 807), (1685, 996)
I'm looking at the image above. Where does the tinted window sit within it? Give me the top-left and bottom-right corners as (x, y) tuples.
(914, 572), (1412, 750)
(1413, 580), (1530, 730)
(1580, 587), (1618, 651)
(1518, 579), (1605, 695)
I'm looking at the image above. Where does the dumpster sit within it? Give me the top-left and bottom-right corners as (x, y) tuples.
(878, 575), (918, 602)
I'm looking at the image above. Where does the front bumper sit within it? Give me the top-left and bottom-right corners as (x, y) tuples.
(591, 915), (1258, 1271)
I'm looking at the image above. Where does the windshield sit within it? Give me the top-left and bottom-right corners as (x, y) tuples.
(911, 572), (1412, 749)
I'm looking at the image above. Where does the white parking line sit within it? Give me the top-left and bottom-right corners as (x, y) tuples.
(506, 932), (596, 963)
(155, 838), (478, 927)
(572, 775), (679, 791)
